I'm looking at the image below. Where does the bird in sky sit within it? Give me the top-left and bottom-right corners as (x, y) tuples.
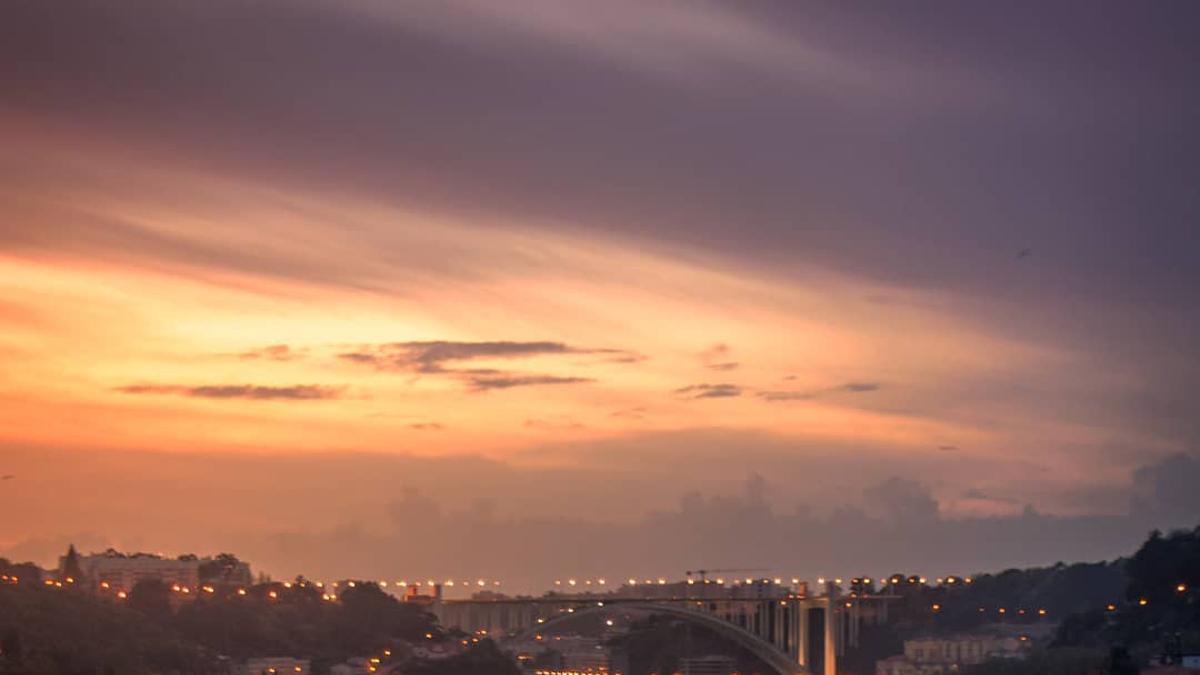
(1016, 248), (1033, 260)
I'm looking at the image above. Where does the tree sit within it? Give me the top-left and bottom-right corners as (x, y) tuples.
(60, 544), (83, 583)
(128, 579), (172, 617)
(198, 553), (243, 583)
(0, 627), (21, 661)
(407, 639), (521, 675)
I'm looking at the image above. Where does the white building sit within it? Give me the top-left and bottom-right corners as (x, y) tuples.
(66, 548), (251, 594)
(877, 634), (1028, 675)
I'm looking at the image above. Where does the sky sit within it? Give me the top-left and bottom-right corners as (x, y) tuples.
(1, 0), (1199, 591)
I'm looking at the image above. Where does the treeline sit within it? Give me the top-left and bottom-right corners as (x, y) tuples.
(961, 525), (1200, 675)
(1052, 526), (1200, 662)
(893, 560), (1126, 632)
(0, 575), (516, 675)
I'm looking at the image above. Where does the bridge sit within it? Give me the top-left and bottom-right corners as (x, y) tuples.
(432, 584), (871, 675)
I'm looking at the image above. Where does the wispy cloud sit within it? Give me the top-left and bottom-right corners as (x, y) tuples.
(337, 341), (585, 373)
(470, 375), (592, 391)
(674, 383), (742, 400)
(237, 344), (303, 361)
(758, 381), (881, 402)
(698, 343), (739, 371)
(116, 384), (343, 401)
(337, 340), (622, 391)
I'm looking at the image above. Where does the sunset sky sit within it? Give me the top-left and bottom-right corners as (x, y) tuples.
(2, 1), (1199, 588)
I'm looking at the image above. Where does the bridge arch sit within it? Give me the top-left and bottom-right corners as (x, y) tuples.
(506, 601), (808, 675)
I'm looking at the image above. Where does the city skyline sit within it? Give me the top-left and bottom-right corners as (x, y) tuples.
(2, 1), (1200, 588)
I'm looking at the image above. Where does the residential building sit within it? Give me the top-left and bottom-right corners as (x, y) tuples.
(59, 547), (251, 595)
(877, 634), (1027, 675)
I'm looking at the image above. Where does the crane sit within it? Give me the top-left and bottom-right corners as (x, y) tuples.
(685, 567), (768, 583)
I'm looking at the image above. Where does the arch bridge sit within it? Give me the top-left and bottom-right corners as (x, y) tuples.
(434, 594), (844, 675)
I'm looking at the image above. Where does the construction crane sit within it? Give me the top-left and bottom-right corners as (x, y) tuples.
(685, 567), (768, 583)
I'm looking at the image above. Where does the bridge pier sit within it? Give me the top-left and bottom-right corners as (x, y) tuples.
(796, 602), (809, 668)
(824, 600), (837, 675)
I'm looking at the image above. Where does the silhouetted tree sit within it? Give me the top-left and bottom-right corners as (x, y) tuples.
(60, 544), (83, 583)
(0, 628), (21, 661)
(407, 639), (520, 675)
(128, 579), (172, 617)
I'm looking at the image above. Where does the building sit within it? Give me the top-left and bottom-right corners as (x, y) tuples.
(235, 657), (310, 675)
(876, 634), (1027, 675)
(60, 547), (251, 595)
(1144, 653), (1200, 672)
(524, 635), (611, 674)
